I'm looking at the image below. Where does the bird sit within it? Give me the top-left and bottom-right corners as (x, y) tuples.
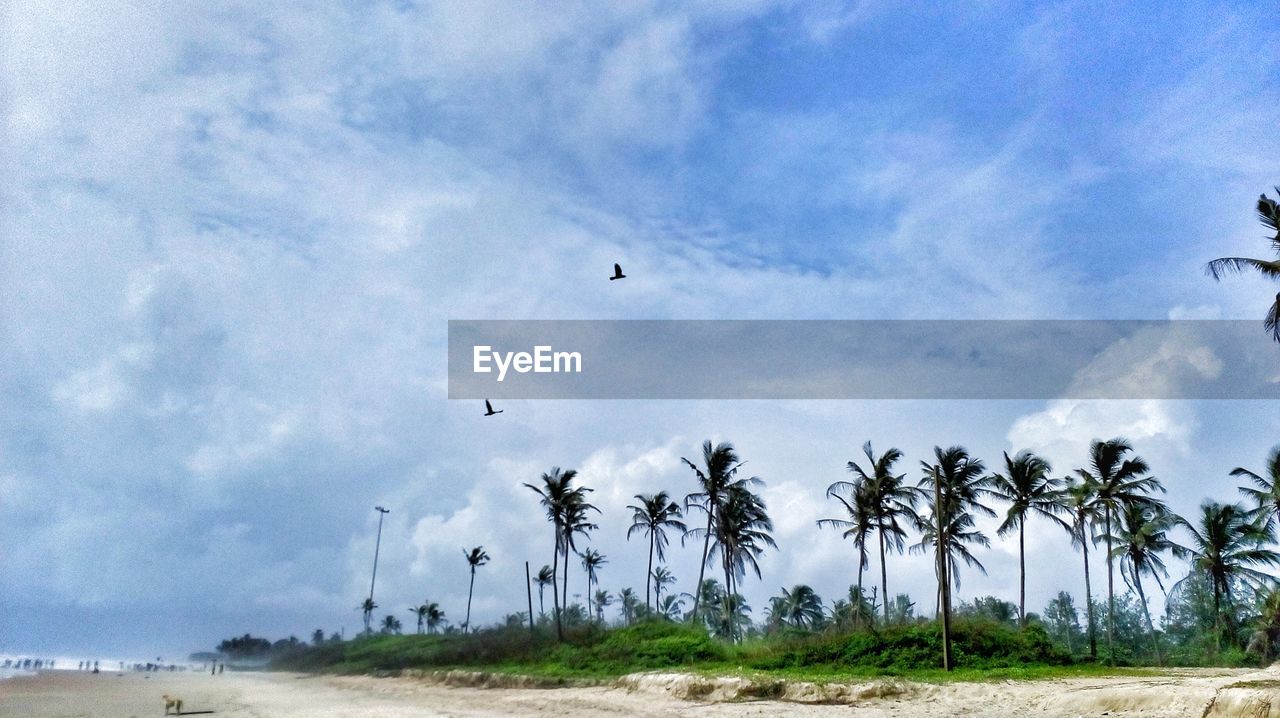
(609, 263), (626, 280)
(484, 399), (503, 416)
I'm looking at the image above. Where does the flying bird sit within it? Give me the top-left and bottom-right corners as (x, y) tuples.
(484, 399), (503, 416)
(609, 263), (626, 281)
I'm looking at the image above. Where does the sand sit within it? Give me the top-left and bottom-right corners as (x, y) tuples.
(2, 665), (1279, 717)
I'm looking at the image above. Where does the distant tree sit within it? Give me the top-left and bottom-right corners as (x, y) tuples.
(1204, 189), (1280, 342)
(533, 565), (555, 618)
(956, 595), (1018, 624)
(656, 593), (684, 621)
(770, 585), (825, 630)
(618, 587), (640, 625)
(580, 548), (608, 622)
(682, 441), (745, 621)
(830, 585), (876, 630)
(1043, 591), (1083, 655)
(217, 634), (272, 659)
(593, 589), (614, 623)
(1062, 474), (1100, 659)
(358, 598), (378, 636)
(463, 546), (491, 634)
(380, 615), (402, 635)
(425, 603), (445, 634)
(651, 566), (677, 607)
(627, 491), (686, 611)
(886, 593), (915, 624)
(1105, 502), (1177, 663)
(409, 604), (430, 635)
(311, 629), (325, 646)
(524, 467), (598, 640)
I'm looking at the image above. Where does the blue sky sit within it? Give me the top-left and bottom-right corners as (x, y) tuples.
(2, 1), (1279, 659)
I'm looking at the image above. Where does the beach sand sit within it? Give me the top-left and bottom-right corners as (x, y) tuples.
(3, 665), (1279, 717)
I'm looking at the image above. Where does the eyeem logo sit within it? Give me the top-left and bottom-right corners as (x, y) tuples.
(473, 345), (582, 382)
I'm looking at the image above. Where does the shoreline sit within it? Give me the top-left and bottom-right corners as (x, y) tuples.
(2, 664), (1279, 716)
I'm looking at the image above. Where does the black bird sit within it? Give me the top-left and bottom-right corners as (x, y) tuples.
(484, 399), (503, 416)
(609, 263), (626, 280)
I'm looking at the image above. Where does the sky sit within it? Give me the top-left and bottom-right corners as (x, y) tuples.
(2, 0), (1279, 660)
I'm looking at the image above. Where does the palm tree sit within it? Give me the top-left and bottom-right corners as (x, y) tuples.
(1204, 189), (1280, 342)
(817, 473), (875, 626)
(651, 566), (677, 608)
(626, 492), (686, 610)
(838, 442), (920, 623)
(359, 598), (378, 636)
(618, 587), (640, 625)
(682, 440), (745, 622)
(409, 603), (429, 635)
(593, 589), (613, 623)
(463, 546), (490, 634)
(1062, 475), (1100, 659)
(990, 450), (1066, 625)
(524, 467), (597, 639)
(580, 548), (607, 621)
(533, 565), (554, 618)
(1234, 446), (1280, 535)
(1076, 438), (1164, 664)
(1105, 502), (1176, 663)
(771, 585), (825, 630)
(701, 482), (776, 641)
(425, 603), (445, 634)
(380, 615), (402, 635)
(656, 593), (684, 621)
(1173, 501), (1280, 651)
(916, 446), (993, 669)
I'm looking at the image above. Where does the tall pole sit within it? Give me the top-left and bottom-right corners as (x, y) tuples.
(369, 506), (390, 604)
(525, 561), (535, 633)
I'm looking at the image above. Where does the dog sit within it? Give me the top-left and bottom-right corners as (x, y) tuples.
(162, 694), (183, 715)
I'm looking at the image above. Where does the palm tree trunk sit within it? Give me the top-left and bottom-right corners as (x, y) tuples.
(1104, 508), (1116, 665)
(1082, 527), (1097, 659)
(646, 536), (655, 611)
(1018, 521), (1026, 626)
(586, 571), (592, 623)
(878, 525), (890, 624)
(551, 533), (563, 640)
(562, 535), (571, 624)
(465, 567), (476, 634)
(691, 510), (714, 623)
(1133, 571), (1161, 665)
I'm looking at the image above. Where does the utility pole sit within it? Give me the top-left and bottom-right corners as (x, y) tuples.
(369, 506), (390, 608)
(525, 561), (535, 634)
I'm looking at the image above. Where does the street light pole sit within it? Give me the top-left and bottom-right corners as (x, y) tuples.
(369, 506), (390, 605)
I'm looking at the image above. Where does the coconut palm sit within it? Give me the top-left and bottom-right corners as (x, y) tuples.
(1104, 502), (1177, 663)
(1172, 501), (1280, 651)
(656, 593), (684, 621)
(618, 587), (640, 625)
(409, 603), (429, 635)
(381, 615), (402, 635)
(425, 603), (445, 634)
(701, 482), (776, 641)
(580, 548), (607, 621)
(626, 491), (686, 610)
(359, 597), (378, 635)
(593, 589), (613, 623)
(463, 546), (490, 634)
(817, 473), (875, 626)
(1234, 446), (1280, 536)
(839, 442), (920, 623)
(533, 565), (554, 618)
(771, 585), (826, 630)
(1204, 189), (1280, 342)
(1062, 475), (1100, 659)
(990, 450), (1066, 624)
(682, 440), (745, 621)
(1076, 438), (1164, 664)
(651, 566), (676, 608)
(524, 467), (597, 639)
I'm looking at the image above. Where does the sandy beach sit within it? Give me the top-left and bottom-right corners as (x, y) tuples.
(3, 666), (1280, 717)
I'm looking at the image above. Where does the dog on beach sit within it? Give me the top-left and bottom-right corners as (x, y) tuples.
(162, 694), (183, 715)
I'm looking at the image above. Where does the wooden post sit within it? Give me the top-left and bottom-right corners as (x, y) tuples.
(525, 561), (535, 633)
(934, 474), (953, 671)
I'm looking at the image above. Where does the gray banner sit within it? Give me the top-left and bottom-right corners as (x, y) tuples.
(447, 320), (1280, 400)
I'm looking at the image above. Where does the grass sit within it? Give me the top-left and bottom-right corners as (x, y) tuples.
(271, 618), (1163, 685)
